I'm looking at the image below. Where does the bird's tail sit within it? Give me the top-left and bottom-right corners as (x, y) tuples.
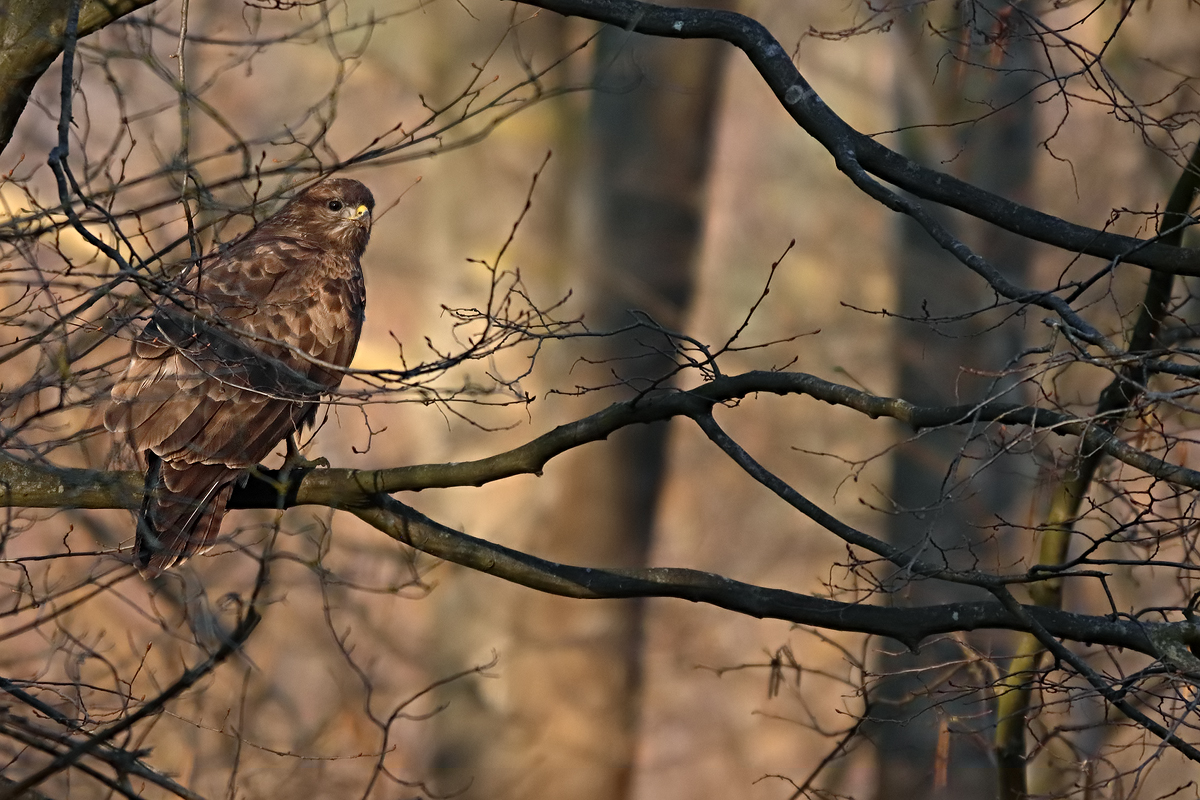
(137, 454), (237, 575)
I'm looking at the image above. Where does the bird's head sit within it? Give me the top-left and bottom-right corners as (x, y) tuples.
(282, 178), (375, 255)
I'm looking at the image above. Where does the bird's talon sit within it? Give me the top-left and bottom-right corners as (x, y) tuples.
(283, 453), (329, 473)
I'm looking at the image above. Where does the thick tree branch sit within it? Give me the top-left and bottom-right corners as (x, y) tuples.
(356, 496), (1176, 661)
(5, 370), (1200, 511)
(351, 495), (1168, 656)
(3, 374), (1197, 671)
(0, 0), (159, 155)
(515, 0), (1200, 276)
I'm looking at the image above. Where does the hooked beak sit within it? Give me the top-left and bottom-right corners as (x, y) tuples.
(340, 203), (371, 230)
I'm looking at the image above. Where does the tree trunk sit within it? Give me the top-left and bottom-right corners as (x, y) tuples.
(872, 5), (1037, 799)
(428, 14), (727, 799)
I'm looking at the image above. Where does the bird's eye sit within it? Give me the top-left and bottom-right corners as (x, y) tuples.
(327, 200), (344, 212)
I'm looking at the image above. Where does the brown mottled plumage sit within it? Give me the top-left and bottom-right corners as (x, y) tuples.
(105, 178), (373, 574)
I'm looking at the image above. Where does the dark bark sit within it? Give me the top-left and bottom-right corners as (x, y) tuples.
(513, 0), (1200, 277)
(0, 429), (1193, 665)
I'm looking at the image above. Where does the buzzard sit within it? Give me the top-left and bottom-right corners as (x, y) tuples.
(105, 178), (373, 574)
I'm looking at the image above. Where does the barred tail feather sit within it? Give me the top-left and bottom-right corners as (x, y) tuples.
(137, 454), (237, 574)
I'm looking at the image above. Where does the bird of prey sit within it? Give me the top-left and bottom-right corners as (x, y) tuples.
(105, 178), (373, 574)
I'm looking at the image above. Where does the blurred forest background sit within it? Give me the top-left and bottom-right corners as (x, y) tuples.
(3, 1), (1200, 799)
